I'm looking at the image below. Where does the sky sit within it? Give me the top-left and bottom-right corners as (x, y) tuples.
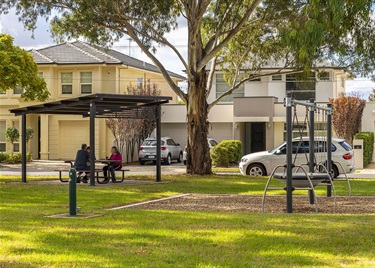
(1, 9), (374, 99)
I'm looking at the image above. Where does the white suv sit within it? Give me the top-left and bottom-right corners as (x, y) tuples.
(183, 138), (218, 165)
(139, 137), (183, 165)
(239, 137), (355, 178)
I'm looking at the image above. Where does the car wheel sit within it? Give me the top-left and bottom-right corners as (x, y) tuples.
(139, 160), (145, 166)
(164, 154), (172, 165)
(246, 163), (266, 177)
(177, 152), (183, 163)
(331, 164), (339, 179)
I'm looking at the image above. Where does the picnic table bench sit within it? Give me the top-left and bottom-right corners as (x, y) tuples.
(56, 159), (130, 184)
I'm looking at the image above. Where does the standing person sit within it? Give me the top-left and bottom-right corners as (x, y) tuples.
(74, 143), (90, 183)
(103, 146), (122, 182)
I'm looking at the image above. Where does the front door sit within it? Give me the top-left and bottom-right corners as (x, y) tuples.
(245, 122), (266, 154)
(251, 122), (266, 153)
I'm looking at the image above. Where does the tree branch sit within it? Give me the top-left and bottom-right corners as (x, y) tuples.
(198, 0), (261, 71)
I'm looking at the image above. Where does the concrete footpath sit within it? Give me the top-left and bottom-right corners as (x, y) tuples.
(0, 160), (186, 176)
(0, 160), (374, 178)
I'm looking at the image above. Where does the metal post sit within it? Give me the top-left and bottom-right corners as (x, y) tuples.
(89, 101), (96, 186)
(326, 103), (333, 197)
(21, 114), (27, 183)
(69, 168), (77, 216)
(156, 104), (162, 182)
(285, 93), (293, 213)
(308, 98), (315, 204)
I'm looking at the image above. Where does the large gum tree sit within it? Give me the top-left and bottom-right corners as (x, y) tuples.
(2, 0), (374, 174)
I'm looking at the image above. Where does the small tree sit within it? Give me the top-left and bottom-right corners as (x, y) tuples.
(5, 127), (20, 152)
(329, 93), (366, 145)
(26, 127), (34, 144)
(368, 88), (375, 101)
(106, 82), (161, 162)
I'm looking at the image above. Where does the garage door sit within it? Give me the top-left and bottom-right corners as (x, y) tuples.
(59, 121), (89, 159)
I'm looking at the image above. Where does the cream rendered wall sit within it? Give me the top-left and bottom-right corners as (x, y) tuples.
(361, 102), (375, 161)
(244, 79), (267, 97)
(119, 68), (180, 103)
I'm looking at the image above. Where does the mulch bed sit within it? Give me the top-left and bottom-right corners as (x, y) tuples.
(126, 194), (375, 214)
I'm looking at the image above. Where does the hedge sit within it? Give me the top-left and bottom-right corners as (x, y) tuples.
(354, 132), (374, 167)
(0, 152), (32, 163)
(211, 140), (242, 167)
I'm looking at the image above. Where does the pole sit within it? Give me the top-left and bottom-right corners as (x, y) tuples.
(69, 168), (77, 216)
(90, 101), (96, 186)
(156, 104), (162, 182)
(285, 93), (293, 213)
(308, 98), (315, 204)
(21, 114), (27, 183)
(326, 103), (333, 197)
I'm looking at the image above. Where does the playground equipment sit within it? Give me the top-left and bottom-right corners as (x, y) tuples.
(262, 93), (351, 213)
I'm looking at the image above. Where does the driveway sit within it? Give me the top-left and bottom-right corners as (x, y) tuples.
(0, 160), (186, 176)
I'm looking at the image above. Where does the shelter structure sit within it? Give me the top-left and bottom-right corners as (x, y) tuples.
(10, 93), (172, 185)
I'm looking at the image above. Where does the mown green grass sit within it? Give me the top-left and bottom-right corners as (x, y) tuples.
(1, 175), (375, 267)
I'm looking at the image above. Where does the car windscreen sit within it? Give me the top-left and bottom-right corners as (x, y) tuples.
(142, 140), (165, 146)
(339, 141), (352, 151)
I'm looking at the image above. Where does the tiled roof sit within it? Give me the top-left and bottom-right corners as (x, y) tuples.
(29, 41), (185, 79)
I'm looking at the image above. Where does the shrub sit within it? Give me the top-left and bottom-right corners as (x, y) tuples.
(211, 140), (242, 167)
(354, 132), (374, 166)
(211, 146), (229, 167)
(1, 152), (32, 164)
(0, 152), (10, 162)
(7, 153), (22, 164)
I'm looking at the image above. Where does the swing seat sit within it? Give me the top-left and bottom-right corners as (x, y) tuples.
(273, 172), (330, 188)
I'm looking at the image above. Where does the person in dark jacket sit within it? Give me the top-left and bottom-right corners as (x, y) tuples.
(74, 143), (90, 183)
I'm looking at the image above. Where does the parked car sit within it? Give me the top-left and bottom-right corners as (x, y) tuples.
(239, 137), (355, 178)
(139, 137), (183, 165)
(183, 138), (218, 165)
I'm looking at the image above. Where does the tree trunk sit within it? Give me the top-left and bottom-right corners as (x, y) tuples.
(186, 69), (212, 175)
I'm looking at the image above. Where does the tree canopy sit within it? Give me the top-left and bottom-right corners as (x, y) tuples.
(3, 0), (375, 174)
(0, 34), (49, 101)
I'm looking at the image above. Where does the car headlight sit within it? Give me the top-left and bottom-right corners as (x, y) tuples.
(241, 158), (248, 163)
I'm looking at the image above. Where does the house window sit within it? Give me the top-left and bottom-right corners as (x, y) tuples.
(137, 78), (143, 89)
(80, 72), (92, 94)
(318, 71), (330, 81)
(286, 73), (316, 100)
(38, 72), (43, 78)
(272, 75), (282, 81)
(0, 121), (6, 152)
(61, 72), (73, 94)
(14, 86), (24, 95)
(341, 77), (345, 88)
(216, 74), (244, 102)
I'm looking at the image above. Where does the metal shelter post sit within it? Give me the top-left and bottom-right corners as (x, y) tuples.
(89, 101), (96, 186)
(156, 104), (162, 182)
(21, 114), (27, 183)
(308, 98), (315, 204)
(285, 93), (293, 213)
(326, 103), (333, 197)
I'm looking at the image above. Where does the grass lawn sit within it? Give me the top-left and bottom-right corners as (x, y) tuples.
(1, 175), (375, 267)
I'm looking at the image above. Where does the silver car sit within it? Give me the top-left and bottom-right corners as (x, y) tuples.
(239, 137), (355, 178)
(139, 137), (183, 165)
(183, 138), (218, 165)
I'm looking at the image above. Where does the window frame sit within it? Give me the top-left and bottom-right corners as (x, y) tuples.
(215, 73), (245, 103)
(60, 72), (73, 95)
(80, 71), (93, 94)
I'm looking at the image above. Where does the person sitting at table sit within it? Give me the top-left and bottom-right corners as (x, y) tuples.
(74, 143), (90, 183)
(103, 146), (122, 182)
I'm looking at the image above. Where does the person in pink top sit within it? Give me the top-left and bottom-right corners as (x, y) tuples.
(103, 146), (123, 182)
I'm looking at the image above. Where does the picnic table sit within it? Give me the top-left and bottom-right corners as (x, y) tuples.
(55, 159), (130, 184)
